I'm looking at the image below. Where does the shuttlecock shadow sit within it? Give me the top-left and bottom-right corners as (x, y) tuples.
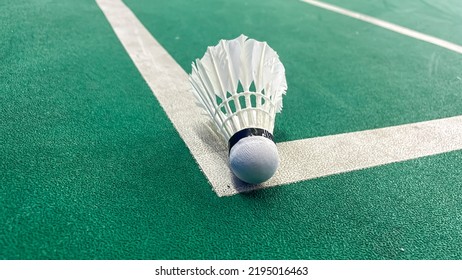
(232, 175), (263, 193)
(233, 175), (285, 202)
(194, 120), (227, 153)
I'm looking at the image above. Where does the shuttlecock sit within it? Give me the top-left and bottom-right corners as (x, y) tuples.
(189, 34), (287, 184)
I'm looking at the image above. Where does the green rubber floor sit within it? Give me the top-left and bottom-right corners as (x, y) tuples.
(1, 0), (462, 259)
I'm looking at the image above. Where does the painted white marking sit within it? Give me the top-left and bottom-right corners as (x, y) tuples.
(275, 116), (462, 188)
(97, 0), (462, 197)
(301, 0), (462, 55)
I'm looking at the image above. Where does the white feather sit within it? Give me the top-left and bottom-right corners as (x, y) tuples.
(189, 35), (287, 140)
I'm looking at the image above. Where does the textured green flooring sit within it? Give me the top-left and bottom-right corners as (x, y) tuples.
(325, 0), (462, 46)
(1, 0), (462, 259)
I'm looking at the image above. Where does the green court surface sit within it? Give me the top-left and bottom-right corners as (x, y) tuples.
(1, 0), (462, 259)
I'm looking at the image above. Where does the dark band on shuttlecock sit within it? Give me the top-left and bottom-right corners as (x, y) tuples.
(228, 128), (274, 153)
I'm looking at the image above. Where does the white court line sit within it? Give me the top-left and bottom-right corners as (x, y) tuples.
(301, 0), (462, 54)
(97, 0), (462, 197)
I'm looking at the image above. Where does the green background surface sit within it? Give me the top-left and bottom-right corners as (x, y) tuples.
(325, 0), (462, 46)
(1, 0), (462, 259)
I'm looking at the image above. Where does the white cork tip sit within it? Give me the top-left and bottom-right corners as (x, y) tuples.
(229, 136), (279, 184)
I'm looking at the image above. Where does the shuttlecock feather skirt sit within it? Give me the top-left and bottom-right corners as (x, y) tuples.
(189, 34), (287, 142)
